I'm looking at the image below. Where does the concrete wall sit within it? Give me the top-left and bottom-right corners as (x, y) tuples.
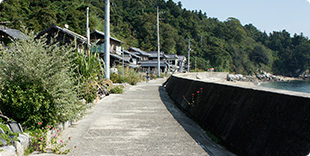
(165, 75), (310, 156)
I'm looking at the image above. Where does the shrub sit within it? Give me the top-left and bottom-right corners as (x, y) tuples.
(110, 66), (142, 85)
(110, 73), (125, 83)
(109, 86), (124, 94)
(0, 32), (83, 129)
(73, 49), (106, 103)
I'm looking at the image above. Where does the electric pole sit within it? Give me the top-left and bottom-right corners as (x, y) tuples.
(104, 0), (110, 79)
(195, 56), (197, 72)
(157, 6), (160, 77)
(122, 48), (124, 79)
(187, 38), (191, 73)
(86, 7), (90, 56)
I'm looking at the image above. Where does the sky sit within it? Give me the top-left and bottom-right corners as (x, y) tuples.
(172, 0), (310, 38)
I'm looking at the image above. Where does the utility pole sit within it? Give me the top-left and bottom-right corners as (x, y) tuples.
(122, 48), (124, 79)
(195, 56), (197, 72)
(104, 0), (110, 79)
(157, 6), (160, 77)
(188, 38), (190, 73)
(86, 7), (90, 56)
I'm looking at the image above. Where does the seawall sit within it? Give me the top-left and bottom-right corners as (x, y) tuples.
(165, 74), (310, 156)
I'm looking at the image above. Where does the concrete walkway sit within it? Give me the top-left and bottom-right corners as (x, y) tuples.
(31, 78), (235, 156)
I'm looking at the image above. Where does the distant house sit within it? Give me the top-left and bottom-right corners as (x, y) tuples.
(123, 50), (141, 69)
(146, 51), (164, 61)
(165, 54), (179, 72)
(127, 47), (151, 61)
(177, 55), (187, 73)
(0, 26), (28, 46)
(90, 29), (124, 67)
(90, 29), (123, 55)
(36, 24), (87, 52)
(139, 60), (167, 73)
(139, 51), (168, 73)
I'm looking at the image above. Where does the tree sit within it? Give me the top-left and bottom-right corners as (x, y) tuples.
(250, 45), (272, 66)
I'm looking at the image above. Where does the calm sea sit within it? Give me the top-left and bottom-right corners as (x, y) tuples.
(261, 80), (310, 93)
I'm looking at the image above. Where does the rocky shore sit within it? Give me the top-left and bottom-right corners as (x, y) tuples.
(177, 72), (300, 88)
(226, 72), (299, 85)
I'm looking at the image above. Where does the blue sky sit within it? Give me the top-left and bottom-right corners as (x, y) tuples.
(172, 0), (310, 37)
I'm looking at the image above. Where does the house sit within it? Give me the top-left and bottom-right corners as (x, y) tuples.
(36, 24), (87, 52)
(177, 55), (187, 73)
(127, 47), (151, 61)
(0, 26), (28, 46)
(123, 50), (141, 69)
(146, 51), (164, 61)
(139, 59), (167, 73)
(90, 29), (123, 55)
(90, 29), (125, 67)
(165, 54), (179, 72)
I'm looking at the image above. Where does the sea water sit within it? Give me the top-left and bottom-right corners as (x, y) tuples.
(261, 80), (310, 93)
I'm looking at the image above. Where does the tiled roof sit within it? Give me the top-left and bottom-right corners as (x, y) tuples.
(123, 50), (141, 59)
(36, 24), (87, 43)
(111, 54), (130, 63)
(128, 47), (151, 56)
(110, 54), (122, 60)
(0, 26), (28, 39)
(164, 54), (178, 59)
(146, 51), (164, 58)
(91, 30), (124, 44)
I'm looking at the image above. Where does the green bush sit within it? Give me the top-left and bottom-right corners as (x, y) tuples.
(0, 32), (83, 129)
(110, 73), (125, 83)
(109, 86), (124, 94)
(110, 66), (142, 85)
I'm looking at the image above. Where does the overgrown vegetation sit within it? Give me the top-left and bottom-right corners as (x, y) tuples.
(0, 32), (107, 153)
(1, 0), (310, 76)
(73, 50), (106, 103)
(110, 86), (124, 94)
(0, 32), (84, 130)
(110, 66), (142, 85)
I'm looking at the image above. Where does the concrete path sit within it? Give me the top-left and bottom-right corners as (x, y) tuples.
(31, 78), (235, 156)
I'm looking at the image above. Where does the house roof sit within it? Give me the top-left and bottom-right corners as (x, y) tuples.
(146, 51), (164, 58)
(165, 54), (178, 59)
(91, 30), (124, 44)
(110, 54), (122, 60)
(139, 60), (166, 67)
(0, 26), (28, 39)
(110, 54), (130, 63)
(123, 50), (141, 59)
(36, 24), (87, 43)
(128, 47), (151, 56)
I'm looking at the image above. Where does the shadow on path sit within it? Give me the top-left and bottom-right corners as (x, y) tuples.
(158, 85), (236, 156)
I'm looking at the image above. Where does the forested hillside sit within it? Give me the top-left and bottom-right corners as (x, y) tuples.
(1, 0), (310, 76)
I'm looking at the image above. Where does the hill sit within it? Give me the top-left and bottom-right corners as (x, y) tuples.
(1, 0), (309, 76)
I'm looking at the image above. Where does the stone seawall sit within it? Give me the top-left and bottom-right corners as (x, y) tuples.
(165, 75), (310, 156)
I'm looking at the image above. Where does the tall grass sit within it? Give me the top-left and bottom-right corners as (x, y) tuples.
(110, 66), (142, 85)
